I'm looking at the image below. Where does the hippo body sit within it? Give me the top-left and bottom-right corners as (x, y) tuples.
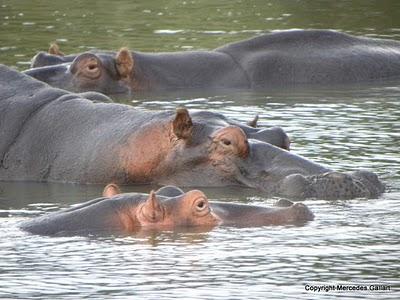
(20, 185), (314, 236)
(0, 65), (288, 183)
(0, 66), (384, 199)
(25, 29), (400, 97)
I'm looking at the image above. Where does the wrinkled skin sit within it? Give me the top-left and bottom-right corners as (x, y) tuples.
(19, 184), (314, 236)
(0, 66), (384, 200)
(24, 29), (400, 97)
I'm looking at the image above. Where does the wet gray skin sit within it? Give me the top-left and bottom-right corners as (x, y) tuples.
(0, 65), (384, 200)
(24, 29), (400, 97)
(19, 186), (314, 236)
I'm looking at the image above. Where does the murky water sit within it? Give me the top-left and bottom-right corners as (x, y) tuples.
(1, 1), (400, 299)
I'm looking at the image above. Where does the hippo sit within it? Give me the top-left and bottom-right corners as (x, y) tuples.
(19, 184), (314, 235)
(24, 29), (400, 97)
(0, 65), (384, 199)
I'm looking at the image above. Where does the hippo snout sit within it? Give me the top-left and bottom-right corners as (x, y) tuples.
(290, 202), (314, 222)
(277, 173), (312, 200)
(350, 170), (385, 197)
(309, 171), (385, 199)
(275, 170), (384, 200)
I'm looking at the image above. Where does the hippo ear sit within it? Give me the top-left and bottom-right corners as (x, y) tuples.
(102, 183), (121, 198)
(246, 115), (259, 128)
(116, 47), (134, 78)
(172, 108), (193, 140)
(140, 191), (164, 222)
(48, 43), (64, 56)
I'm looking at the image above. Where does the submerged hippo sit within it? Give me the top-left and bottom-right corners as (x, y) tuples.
(20, 184), (314, 235)
(0, 65), (384, 200)
(24, 29), (400, 97)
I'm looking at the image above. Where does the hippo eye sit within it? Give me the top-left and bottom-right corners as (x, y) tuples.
(82, 62), (101, 79)
(193, 197), (210, 216)
(196, 200), (205, 210)
(87, 64), (97, 71)
(221, 139), (231, 146)
(86, 63), (99, 73)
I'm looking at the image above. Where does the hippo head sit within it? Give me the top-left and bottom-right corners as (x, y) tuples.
(24, 48), (134, 97)
(119, 108), (384, 200)
(118, 108), (290, 185)
(103, 184), (220, 230)
(149, 109), (312, 190)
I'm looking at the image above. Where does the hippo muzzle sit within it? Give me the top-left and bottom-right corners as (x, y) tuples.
(272, 170), (385, 200)
(236, 141), (384, 200)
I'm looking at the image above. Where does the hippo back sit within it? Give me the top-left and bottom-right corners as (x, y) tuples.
(0, 65), (67, 167)
(216, 29), (400, 86)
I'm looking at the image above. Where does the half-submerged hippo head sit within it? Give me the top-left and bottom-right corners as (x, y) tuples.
(19, 185), (220, 236)
(24, 47), (134, 97)
(20, 184), (314, 236)
(117, 108), (291, 186)
(128, 108), (383, 200)
(106, 184), (315, 228)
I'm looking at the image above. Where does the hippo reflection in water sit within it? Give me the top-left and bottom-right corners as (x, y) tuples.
(0, 65), (384, 200)
(20, 184), (314, 236)
(24, 29), (400, 97)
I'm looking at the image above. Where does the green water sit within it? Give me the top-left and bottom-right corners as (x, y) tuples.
(3, 0), (400, 68)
